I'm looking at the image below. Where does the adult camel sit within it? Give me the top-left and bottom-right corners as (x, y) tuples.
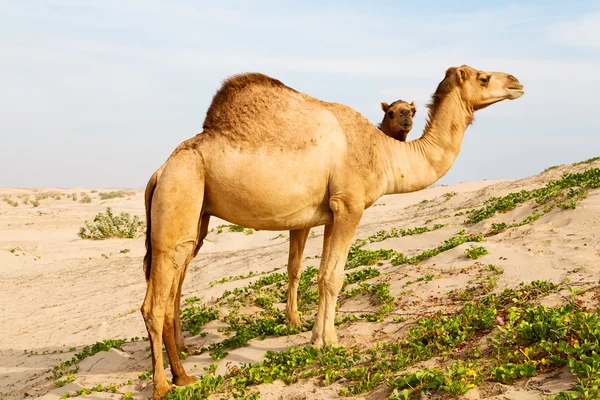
(141, 64), (524, 398)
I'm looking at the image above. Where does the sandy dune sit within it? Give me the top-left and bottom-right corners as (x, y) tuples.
(1, 160), (599, 399)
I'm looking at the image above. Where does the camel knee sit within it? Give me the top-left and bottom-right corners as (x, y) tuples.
(288, 268), (302, 284)
(170, 240), (196, 269)
(320, 273), (344, 297)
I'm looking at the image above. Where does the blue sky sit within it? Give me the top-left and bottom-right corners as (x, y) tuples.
(1, 0), (599, 188)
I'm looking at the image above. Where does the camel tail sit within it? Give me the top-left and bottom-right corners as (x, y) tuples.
(143, 169), (160, 281)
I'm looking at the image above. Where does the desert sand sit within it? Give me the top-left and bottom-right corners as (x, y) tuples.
(1, 159), (599, 400)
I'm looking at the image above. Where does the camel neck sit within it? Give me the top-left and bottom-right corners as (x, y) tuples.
(382, 90), (474, 195)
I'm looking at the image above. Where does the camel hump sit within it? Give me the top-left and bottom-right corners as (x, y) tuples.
(203, 73), (300, 130)
(219, 73), (290, 93)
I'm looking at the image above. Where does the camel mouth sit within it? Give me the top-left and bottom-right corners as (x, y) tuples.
(506, 87), (525, 99)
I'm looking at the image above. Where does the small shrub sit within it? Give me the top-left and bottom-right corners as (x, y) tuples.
(3, 197), (18, 207)
(78, 207), (145, 240)
(98, 190), (135, 200)
(465, 245), (489, 259)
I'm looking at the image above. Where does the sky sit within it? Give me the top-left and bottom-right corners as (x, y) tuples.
(1, 0), (599, 188)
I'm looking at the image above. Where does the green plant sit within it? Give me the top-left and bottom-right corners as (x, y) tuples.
(214, 224), (254, 235)
(138, 369), (152, 380)
(164, 374), (224, 399)
(55, 375), (76, 387)
(391, 231), (485, 266)
(344, 267), (381, 284)
(78, 207), (145, 240)
(344, 282), (394, 317)
(465, 245), (489, 259)
(180, 297), (220, 336)
(52, 339), (126, 378)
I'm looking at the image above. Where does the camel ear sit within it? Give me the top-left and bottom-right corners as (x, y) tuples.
(381, 102), (389, 112)
(410, 101), (416, 115)
(456, 67), (470, 84)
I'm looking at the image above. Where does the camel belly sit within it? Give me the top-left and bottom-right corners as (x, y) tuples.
(201, 149), (335, 231)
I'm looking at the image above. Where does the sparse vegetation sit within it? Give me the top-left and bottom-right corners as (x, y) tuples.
(209, 269), (279, 287)
(77, 207), (145, 240)
(465, 245), (489, 259)
(52, 339), (126, 378)
(573, 156), (600, 166)
(213, 224), (254, 235)
(79, 194), (92, 204)
(166, 279), (575, 399)
(98, 190), (135, 200)
(466, 168), (600, 225)
(270, 233), (287, 241)
(3, 196), (19, 207)
(180, 297), (220, 336)
(544, 165), (561, 172)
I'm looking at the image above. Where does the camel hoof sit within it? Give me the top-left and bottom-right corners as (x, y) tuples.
(152, 382), (173, 399)
(286, 310), (301, 327)
(176, 342), (188, 354)
(310, 335), (324, 349)
(173, 374), (197, 387)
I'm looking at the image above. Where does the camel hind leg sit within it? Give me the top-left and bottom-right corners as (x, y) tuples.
(141, 151), (204, 399)
(174, 214), (211, 353)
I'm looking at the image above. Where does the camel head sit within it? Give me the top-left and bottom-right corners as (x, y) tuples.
(438, 65), (524, 111)
(380, 100), (416, 141)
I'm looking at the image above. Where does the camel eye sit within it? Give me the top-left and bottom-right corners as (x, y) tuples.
(387, 110), (394, 118)
(479, 76), (490, 85)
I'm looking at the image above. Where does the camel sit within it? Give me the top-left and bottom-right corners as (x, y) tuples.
(379, 99), (417, 141)
(141, 64), (524, 398)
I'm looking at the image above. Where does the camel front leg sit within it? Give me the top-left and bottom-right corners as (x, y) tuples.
(286, 228), (311, 326)
(311, 201), (362, 347)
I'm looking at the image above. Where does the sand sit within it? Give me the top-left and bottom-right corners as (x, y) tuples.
(0, 160), (598, 399)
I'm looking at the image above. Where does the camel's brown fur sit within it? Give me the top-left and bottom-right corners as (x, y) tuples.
(141, 64), (524, 398)
(379, 99), (416, 141)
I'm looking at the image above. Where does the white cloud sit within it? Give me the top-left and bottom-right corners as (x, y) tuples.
(551, 13), (600, 48)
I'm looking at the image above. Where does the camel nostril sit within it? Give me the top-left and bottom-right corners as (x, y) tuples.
(508, 75), (519, 83)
